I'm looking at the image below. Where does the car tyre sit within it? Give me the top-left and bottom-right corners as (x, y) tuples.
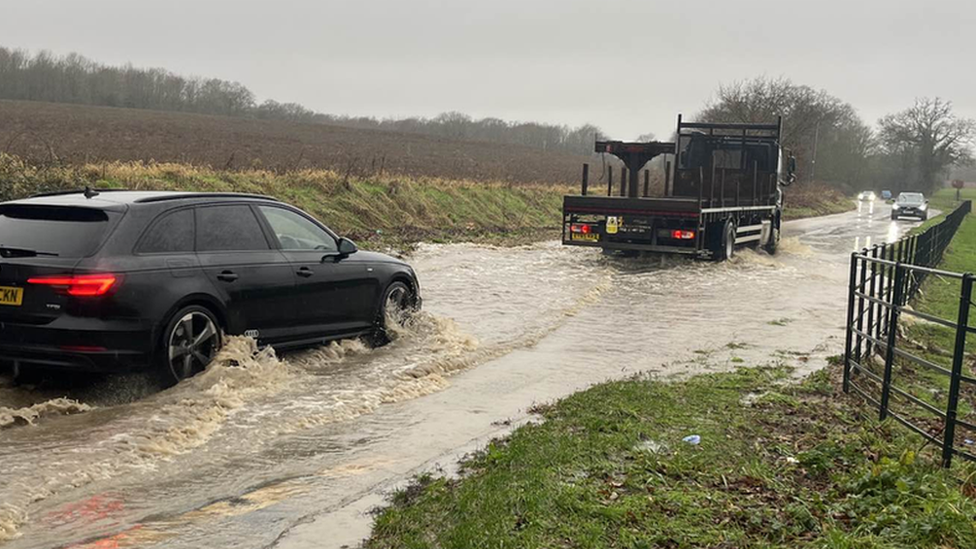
(891, 212), (898, 220)
(369, 281), (415, 346)
(157, 305), (223, 386)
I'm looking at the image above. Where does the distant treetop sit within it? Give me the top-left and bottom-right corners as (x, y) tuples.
(0, 46), (604, 156)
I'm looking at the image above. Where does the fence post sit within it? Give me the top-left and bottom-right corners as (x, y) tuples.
(942, 273), (973, 468)
(607, 167), (613, 197)
(879, 263), (905, 421)
(843, 253), (859, 393)
(855, 248), (869, 363)
(866, 247), (879, 358)
(900, 241), (911, 304)
(620, 166), (627, 197)
(581, 164), (589, 196)
(883, 244), (895, 338)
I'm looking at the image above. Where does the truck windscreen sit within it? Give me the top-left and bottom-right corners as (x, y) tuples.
(679, 139), (774, 172)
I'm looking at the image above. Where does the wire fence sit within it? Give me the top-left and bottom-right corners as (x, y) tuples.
(844, 200), (973, 468)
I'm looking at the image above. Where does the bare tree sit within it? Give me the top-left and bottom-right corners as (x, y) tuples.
(698, 76), (874, 188)
(877, 98), (976, 192)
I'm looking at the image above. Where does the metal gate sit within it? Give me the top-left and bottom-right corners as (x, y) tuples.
(843, 201), (973, 467)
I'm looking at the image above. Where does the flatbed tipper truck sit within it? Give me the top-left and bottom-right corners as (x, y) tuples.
(562, 116), (796, 260)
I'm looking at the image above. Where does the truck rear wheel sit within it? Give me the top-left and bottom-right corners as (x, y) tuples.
(708, 220), (735, 261)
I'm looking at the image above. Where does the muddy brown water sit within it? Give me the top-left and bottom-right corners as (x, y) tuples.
(0, 203), (925, 548)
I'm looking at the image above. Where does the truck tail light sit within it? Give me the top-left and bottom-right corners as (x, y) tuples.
(28, 274), (120, 297)
(670, 230), (696, 240)
(570, 224), (593, 234)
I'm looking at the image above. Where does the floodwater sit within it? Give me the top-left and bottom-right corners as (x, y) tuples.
(0, 201), (926, 548)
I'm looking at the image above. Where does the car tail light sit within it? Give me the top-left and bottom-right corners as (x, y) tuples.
(670, 230), (696, 240)
(28, 274), (119, 297)
(570, 223), (593, 234)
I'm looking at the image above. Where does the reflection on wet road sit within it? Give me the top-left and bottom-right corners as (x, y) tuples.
(0, 201), (930, 548)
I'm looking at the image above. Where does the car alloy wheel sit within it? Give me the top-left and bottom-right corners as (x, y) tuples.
(384, 282), (412, 326)
(167, 308), (221, 382)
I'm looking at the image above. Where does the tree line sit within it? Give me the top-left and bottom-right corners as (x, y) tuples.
(697, 77), (975, 194)
(0, 46), (608, 155)
(1, 47), (972, 190)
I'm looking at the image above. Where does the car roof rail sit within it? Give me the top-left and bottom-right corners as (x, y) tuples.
(132, 192), (280, 204)
(29, 188), (127, 199)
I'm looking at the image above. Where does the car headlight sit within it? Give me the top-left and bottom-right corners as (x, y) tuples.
(920, 204), (927, 210)
(892, 204), (900, 209)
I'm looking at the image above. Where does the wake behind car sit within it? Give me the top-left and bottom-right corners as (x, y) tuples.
(891, 192), (928, 220)
(0, 190), (421, 384)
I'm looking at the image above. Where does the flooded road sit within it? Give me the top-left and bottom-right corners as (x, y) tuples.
(0, 201), (926, 548)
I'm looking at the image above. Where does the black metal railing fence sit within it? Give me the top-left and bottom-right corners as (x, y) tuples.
(844, 200), (973, 467)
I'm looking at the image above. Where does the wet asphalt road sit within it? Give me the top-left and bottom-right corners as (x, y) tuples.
(0, 199), (928, 549)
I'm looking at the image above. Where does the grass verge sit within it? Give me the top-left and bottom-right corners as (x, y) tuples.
(367, 363), (976, 548)
(1, 155), (851, 250)
(782, 183), (853, 221)
(0, 154), (570, 251)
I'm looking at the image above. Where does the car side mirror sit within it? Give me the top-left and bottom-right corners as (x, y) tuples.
(338, 237), (358, 256)
(787, 155), (797, 175)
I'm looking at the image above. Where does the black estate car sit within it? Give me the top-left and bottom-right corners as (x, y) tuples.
(0, 190), (421, 384)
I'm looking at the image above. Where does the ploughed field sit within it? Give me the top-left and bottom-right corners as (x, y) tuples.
(0, 200), (934, 549)
(0, 99), (587, 184)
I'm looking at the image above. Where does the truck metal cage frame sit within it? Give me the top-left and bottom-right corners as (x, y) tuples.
(562, 114), (788, 258)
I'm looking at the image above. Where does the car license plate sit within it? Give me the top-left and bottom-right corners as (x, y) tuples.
(571, 233), (600, 242)
(0, 286), (23, 306)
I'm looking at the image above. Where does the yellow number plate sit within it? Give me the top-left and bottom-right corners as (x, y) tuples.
(0, 286), (23, 307)
(571, 233), (600, 242)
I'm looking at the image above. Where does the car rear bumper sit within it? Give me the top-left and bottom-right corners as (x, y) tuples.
(0, 317), (154, 372)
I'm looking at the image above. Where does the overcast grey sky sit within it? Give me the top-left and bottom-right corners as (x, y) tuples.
(2, 0), (973, 140)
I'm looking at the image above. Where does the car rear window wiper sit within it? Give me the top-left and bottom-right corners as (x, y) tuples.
(0, 245), (60, 258)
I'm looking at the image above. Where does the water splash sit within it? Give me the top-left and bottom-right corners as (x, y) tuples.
(0, 398), (92, 429)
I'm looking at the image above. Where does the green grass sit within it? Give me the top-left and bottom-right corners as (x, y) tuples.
(0, 154), (569, 251)
(1, 154), (853, 251)
(367, 364), (976, 548)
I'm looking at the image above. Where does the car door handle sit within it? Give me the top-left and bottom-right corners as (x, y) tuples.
(297, 266), (314, 278)
(216, 270), (239, 282)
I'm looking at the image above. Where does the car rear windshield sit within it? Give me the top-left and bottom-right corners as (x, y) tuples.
(0, 205), (114, 258)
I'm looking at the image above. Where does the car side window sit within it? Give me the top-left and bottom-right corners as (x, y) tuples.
(137, 208), (195, 254)
(258, 206), (338, 252)
(196, 205), (270, 252)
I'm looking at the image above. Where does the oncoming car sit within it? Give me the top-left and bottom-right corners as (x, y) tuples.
(0, 190), (421, 384)
(891, 192), (928, 221)
(857, 190), (876, 201)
